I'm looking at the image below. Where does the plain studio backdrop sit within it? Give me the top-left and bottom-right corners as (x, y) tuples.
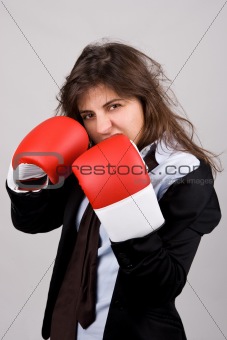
(1, 1), (227, 339)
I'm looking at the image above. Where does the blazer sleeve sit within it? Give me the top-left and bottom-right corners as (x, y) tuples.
(5, 174), (78, 234)
(111, 160), (221, 305)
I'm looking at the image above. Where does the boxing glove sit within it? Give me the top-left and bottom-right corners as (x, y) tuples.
(72, 134), (164, 242)
(12, 116), (89, 189)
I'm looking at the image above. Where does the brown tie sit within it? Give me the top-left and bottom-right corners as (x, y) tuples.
(50, 203), (100, 340)
(143, 143), (158, 172)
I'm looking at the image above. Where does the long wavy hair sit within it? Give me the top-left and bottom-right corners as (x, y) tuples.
(56, 40), (221, 174)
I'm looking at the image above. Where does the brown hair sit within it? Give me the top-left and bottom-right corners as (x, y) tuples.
(56, 40), (221, 174)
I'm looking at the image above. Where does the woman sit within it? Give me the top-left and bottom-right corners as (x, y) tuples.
(6, 41), (222, 340)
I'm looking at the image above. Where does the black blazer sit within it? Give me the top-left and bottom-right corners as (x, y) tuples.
(6, 160), (221, 340)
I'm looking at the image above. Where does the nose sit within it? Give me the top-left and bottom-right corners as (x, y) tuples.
(96, 114), (112, 135)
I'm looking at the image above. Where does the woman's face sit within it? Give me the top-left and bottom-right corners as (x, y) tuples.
(78, 84), (144, 145)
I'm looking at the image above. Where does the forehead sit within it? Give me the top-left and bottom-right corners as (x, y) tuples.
(77, 84), (120, 110)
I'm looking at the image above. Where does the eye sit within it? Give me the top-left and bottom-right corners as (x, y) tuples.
(81, 112), (94, 120)
(109, 103), (121, 111)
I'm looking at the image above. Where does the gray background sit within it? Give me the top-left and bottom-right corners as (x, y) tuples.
(1, 1), (226, 339)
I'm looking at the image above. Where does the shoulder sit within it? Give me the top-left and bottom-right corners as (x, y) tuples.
(159, 160), (221, 235)
(142, 139), (221, 235)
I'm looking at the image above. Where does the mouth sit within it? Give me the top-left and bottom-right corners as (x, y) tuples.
(100, 133), (123, 142)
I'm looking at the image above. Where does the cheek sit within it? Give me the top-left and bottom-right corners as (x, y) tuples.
(83, 122), (97, 139)
(131, 111), (145, 141)
(116, 111), (144, 135)
(137, 113), (144, 127)
(131, 111), (144, 131)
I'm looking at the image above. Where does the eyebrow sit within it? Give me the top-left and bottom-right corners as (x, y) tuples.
(79, 98), (125, 114)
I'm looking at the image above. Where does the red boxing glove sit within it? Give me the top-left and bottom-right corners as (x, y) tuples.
(72, 134), (164, 241)
(12, 116), (89, 188)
